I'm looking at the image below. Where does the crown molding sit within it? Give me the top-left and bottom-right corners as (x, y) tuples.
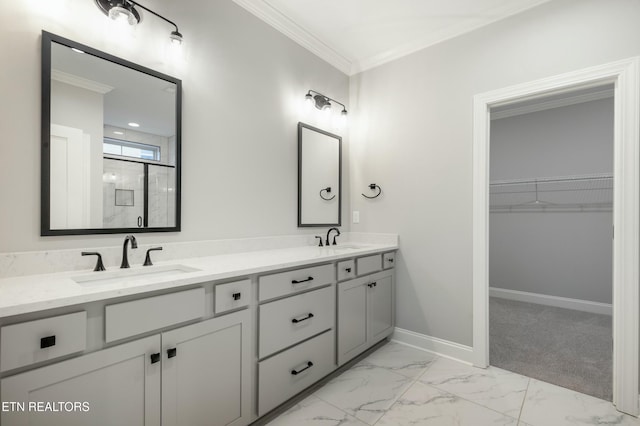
(51, 69), (114, 94)
(233, 0), (552, 76)
(231, 0), (352, 75)
(491, 88), (614, 120)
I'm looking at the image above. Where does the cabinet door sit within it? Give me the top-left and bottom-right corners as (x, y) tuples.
(0, 335), (161, 426)
(369, 275), (394, 343)
(161, 310), (250, 426)
(337, 279), (368, 365)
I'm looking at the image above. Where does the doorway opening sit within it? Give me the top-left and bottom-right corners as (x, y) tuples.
(488, 86), (614, 400)
(472, 58), (640, 415)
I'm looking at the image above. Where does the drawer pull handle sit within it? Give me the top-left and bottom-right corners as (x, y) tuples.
(387, 258), (394, 263)
(291, 361), (314, 375)
(345, 267), (352, 273)
(40, 335), (56, 349)
(292, 276), (314, 284)
(167, 348), (177, 358)
(232, 292), (242, 301)
(292, 313), (314, 324)
(150, 353), (160, 364)
(367, 282), (377, 288)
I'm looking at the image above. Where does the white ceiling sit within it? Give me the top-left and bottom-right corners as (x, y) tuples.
(52, 42), (176, 137)
(232, 0), (552, 75)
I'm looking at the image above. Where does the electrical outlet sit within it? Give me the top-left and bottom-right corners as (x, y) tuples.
(353, 211), (360, 224)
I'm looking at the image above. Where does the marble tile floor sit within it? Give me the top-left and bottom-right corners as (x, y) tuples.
(266, 341), (640, 426)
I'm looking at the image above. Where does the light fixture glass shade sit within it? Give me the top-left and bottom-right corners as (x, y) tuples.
(333, 109), (347, 129)
(170, 30), (183, 45)
(109, 5), (137, 26)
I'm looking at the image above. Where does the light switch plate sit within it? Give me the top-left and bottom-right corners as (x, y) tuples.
(353, 211), (360, 224)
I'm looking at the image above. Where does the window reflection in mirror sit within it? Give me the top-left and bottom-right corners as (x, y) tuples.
(42, 32), (181, 235)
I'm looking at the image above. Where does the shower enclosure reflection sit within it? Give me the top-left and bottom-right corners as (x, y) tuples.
(42, 31), (181, 235)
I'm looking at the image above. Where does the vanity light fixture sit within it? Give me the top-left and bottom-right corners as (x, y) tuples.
(95, 0), (184, 45)
(305, 90), (348, 116)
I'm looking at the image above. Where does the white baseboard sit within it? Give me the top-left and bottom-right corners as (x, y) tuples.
(391, 327), (474, 365)
(490, 287), (612, 316)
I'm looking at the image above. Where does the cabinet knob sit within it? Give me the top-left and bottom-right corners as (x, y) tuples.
(291, 361), (313, 375)
(150, 353), (160, 364)
(291, 313), (314, 324)
(232, 292), (242, 301)
(167, 348), (177, 358)
(40, 335), (56, 349)
(345, 267), (352, 273)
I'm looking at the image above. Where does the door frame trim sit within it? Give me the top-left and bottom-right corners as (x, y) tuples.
(472, 57), (640, 415)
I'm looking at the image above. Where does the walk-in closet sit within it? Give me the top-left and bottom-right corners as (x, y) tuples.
(488, 86), (614, 400)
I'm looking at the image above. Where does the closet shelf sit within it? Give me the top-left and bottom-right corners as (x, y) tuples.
(490, 173), (613, 213)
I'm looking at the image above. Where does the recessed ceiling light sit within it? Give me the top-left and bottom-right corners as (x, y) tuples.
(71, 48), (85, 54)
(113, 131), (124, 135)
(128, 122), (140, 128)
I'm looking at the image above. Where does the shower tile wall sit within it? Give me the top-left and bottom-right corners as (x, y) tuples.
(148, 165), (176, 227)
(102, 159), (144, 228)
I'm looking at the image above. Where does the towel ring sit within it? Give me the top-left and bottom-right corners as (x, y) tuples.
(319, 187), (336, 201)
(362, 183), (382, 199)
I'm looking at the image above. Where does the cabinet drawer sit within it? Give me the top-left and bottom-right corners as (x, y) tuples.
(337, 260), (355, 281)
(105, 288), (205, 342)
(383, 252), (396, 269)
(259, 264), (334, 302)
(0, 311), (87, 372)
(215, 279), (251, 315)
(258, 330), (334, 416)
(259, 286), (334, 358)
(357, 254), (382, 276)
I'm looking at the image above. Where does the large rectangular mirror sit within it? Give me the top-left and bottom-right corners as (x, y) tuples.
(41, 31), (181, 235)
(298, 123), (342, 227)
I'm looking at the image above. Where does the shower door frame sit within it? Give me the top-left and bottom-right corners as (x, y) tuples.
(472, 57), (640, 415)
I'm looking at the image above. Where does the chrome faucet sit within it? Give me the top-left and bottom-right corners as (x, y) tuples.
(326, 227), (341, 246)
(120, 235), (138, 269)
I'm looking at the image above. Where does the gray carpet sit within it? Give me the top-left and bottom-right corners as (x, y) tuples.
(489, 297), (612, 401)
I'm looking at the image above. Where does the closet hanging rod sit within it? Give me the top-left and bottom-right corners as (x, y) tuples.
(494, 186), (612, 195)
(490, 173), (612, 187)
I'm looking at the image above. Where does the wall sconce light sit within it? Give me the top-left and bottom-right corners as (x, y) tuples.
(305, 90), (348, 117)
(95, 0), (183, 45)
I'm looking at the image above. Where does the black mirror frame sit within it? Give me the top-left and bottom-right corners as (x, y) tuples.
(297, 122), (342, 228)
(41, 31), (182, 236)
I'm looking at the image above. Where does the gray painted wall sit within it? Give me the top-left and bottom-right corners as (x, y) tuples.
(490, 98), (613, 304)
(0, 0), (349, 253)
(349, 0), (640, 346)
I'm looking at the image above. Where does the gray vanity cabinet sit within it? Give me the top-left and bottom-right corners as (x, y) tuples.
(337, 269), (395, 366)
(0, 335), (161, 426)
(369, 275), (394, 342)
(161, 310), (250, 426)
(336, 278), (368, 363)
(0, 300), (251, 426)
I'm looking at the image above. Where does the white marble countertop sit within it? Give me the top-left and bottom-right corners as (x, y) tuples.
(0, 243), (397, 319)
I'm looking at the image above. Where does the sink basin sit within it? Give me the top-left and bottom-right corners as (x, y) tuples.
(73, 264), (200, 286)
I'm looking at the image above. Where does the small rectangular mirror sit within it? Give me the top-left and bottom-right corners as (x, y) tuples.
(298, 123), (342, 227)
(41, 31), (181, 235)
